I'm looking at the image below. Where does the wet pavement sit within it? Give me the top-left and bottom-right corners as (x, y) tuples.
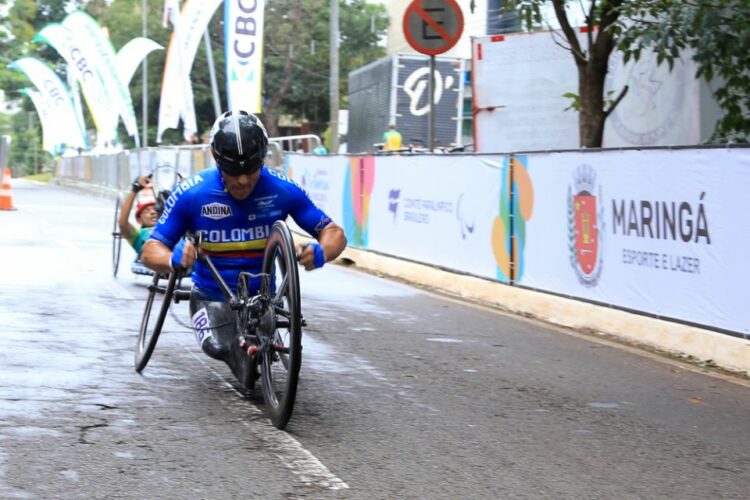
(1, 179), (749, 499)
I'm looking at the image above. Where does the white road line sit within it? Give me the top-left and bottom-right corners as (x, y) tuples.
(186, 349), (349, 491)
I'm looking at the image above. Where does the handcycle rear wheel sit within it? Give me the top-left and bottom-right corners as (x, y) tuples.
(112, 194), (123, 277)
(259, 221), (302, 429)
(135, 271), (178, 372)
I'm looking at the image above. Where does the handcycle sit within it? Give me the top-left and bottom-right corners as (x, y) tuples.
(112, 164), (184, 277)
(134, 221), (304, 430)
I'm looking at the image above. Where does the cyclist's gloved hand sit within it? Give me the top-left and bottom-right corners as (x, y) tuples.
(131, 175), (147, 193)
(170, 238), (195, 273)
(298, 242), (325, 271)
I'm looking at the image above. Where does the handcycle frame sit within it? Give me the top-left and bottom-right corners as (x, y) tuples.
(134, 220), (303, 430)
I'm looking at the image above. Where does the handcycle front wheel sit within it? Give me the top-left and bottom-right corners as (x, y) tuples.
(135, 271), (178, 372)
(259, 221), (303, 429)
(112, 194), (123, 277)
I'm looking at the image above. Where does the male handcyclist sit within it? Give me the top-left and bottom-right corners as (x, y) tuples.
(141, 110), (347, 388)
(118, 176), (159, 258)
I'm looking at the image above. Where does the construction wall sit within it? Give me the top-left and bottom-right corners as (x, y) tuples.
(472, 30), (722, 152)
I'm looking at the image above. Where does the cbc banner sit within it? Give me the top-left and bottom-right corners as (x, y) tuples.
(519, 148), (750, 335)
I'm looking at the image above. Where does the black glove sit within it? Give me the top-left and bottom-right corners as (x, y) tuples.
(131, 178), (144, 192)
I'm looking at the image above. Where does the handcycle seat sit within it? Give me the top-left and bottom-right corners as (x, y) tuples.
(131, 259), (155, 276)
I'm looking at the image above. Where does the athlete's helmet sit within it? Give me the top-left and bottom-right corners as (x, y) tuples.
(210, 110), (268, 176)
(135, 189), (156, 219)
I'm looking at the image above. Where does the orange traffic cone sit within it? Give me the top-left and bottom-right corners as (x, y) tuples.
(0, 167), (16, 211)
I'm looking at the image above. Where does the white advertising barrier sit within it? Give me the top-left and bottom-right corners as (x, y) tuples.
(225, 0), (265, 113)
(283, 153), (348, 232)
(177, 149), (193, 179)
(519, 148), (750, 335)
(282, 153), (511, 282)
(155, 148), (179, 172)
(129, 151), (142, 180)
(367, 155), (502, 280)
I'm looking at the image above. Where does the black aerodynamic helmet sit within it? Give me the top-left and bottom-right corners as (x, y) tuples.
(210, 110), (268, 175)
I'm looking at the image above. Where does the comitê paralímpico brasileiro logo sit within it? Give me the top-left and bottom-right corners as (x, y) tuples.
(568, 164), (604, 287)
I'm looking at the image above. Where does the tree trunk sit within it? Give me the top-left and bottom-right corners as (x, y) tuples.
(579, 60), (608, 148)
(552, 0), (623, 148)
(261, 111), (280, 139)
(262, 6), (301, 139)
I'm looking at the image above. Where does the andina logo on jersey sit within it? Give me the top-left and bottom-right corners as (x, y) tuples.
(201, 203), (233, 220)
(567, 165), (604, 287)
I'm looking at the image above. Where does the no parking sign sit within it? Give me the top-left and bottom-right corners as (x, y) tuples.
(402, 0), (464, 56)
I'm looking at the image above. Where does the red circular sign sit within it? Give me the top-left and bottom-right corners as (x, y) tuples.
(402, 0), (464, 56)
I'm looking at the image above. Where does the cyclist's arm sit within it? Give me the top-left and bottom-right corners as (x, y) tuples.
(297, 223), (347, 271)
(141, 176), (195, 273)
(118, 191), (138, 240)
(119, 176), (150, 239)
(141, 238), (196, 273)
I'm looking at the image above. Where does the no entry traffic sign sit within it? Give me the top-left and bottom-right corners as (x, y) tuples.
(403, 0), (464, 56)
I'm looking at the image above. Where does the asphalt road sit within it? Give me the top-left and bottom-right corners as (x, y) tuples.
(1, 179), (749, 499)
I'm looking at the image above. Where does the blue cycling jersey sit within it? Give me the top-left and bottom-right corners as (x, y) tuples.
(150, 166), (332, 299)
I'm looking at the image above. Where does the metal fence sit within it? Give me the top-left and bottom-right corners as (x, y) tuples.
(54, 135), (321, 192)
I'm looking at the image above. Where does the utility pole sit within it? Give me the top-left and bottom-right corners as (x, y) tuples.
(141, 0), (148, 147)
(329, 0), (339, 153)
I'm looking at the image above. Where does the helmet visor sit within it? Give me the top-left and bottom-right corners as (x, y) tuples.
(216, 159), (262, 177)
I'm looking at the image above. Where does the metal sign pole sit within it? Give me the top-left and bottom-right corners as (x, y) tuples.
(429, 55), (436, 152)
(403, 0), (463, 152)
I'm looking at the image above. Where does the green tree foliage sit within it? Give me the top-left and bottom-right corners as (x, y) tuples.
(263, 0), (388, 136)
(615, 0), (750, 143)
(10, 111), (51, 175)
(0, 0), (80, 172)
(1, 0), (388, 164)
